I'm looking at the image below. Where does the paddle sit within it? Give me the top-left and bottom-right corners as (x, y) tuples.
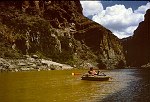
(97, 70), (106, 76)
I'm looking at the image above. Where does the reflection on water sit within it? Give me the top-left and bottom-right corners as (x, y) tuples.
(101, 69), (150, 102)
(0, 69), (149, 102)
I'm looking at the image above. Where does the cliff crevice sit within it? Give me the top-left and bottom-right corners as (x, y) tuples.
(0, 1), (125, 69)
(122, 9), (150, 67)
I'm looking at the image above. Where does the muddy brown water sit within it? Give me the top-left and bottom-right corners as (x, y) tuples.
(0, 69), (149, 102)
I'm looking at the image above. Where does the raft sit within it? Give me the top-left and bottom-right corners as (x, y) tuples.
(81, 74), (110, 81)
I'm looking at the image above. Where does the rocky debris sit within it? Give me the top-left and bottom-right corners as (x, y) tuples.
(0, 56), (73, 72)
(32, 55), (38, 59)
(0, 1), (126, 69)
(40, 59), (73, 70)
(141, 63), (150, 68)
(0, 58), (10, 71)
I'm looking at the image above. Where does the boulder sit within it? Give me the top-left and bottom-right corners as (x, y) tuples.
(18, 62), (26, 66)
(32, 55), (38, 59)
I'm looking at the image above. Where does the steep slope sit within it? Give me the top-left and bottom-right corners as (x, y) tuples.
(73, 17), (125, 69)
(122, 9), (150, 67)
(0, 1), (125, 69)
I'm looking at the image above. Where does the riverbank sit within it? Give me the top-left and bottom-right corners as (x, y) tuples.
(0, 55), (73, 72)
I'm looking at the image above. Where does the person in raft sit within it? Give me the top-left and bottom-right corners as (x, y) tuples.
(88, 67), (99, 75)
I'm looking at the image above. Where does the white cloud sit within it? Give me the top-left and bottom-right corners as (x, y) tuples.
(80, 1), (103, 17)
(113, 31), (130, 39)
(113, 26), (138, 38)
(80, 1), (150, 38)
(92, 4), (145, 38)
(135, 2), (150, 14)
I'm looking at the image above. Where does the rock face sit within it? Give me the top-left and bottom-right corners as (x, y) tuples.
(0, 1), (125, 69)
(122, 9), (150, 67)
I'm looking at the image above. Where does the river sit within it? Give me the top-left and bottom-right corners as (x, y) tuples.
(0, 69), (150, 102)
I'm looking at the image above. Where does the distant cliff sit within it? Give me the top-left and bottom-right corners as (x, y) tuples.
(122, 9), (150, 67)
(0, 1), (125, 69)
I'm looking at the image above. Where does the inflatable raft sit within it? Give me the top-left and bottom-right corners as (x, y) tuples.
(81, 74), (110, 81)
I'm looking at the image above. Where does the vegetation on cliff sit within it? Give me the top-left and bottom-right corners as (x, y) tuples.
(0, 1), (126, 69)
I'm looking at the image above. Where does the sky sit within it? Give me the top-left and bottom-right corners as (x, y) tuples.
(80, 1), (150, 38)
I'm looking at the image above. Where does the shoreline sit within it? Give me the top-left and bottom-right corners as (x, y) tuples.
(0, 57), (73, 72)
(1, 57), (149, 73)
